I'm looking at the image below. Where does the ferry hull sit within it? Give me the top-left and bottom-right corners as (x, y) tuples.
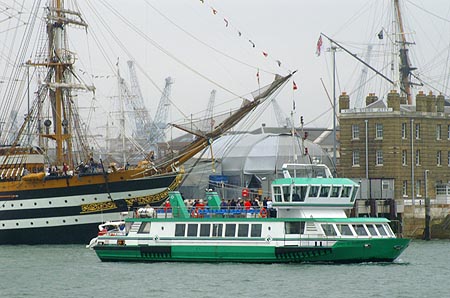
(93, 238), (410, 263)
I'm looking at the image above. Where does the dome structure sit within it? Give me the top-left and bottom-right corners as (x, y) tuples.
(180, 131), (334, 199)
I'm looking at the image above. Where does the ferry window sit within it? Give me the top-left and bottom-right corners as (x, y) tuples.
(238, 224), (249, 237)
(336, 224), (353, 236)
(292, 186), (307, 201)
(138, 222), (151, 234)
(321, 224), (337, 236)
(353, 224), (368, 236)
(282, 186), (291, 202)
(175, 224), (186, 236)
(212, 224), (223, 237)
(330, 186), (341, 198)
(285, 221), (305, 234)
(200, 224), (210, 237)
(251, 224), (262, 237)
(350, 187), (359, 202)
(366, 224), (378, 237)
(187, 224), (198, 237)
(308, 186), (319, 198)
(375, 224), (387, 236)
(273, 186), (283, 202)
(341, 186), (352, 198)
(225, 224), (236, 237)
(319, 186), (330, 198)
(383, 224), (395, 237)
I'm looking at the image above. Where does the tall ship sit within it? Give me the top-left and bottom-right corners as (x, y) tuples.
(89, 163), (410, 263)
(0, 1), (292, 244)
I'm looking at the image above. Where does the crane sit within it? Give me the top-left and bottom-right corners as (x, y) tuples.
(201, 89), (216, 133)
(271, 98), (292, 128)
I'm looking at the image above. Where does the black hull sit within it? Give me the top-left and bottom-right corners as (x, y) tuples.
(0, 222), (100, 244)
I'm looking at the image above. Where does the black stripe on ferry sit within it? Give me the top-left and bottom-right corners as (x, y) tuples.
(0, 199), (129, 220)
(0, 174), (176, 200)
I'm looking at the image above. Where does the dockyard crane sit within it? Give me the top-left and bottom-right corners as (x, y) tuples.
(150, 77), (173, 144)
(201, 89), (216, 133)
(271, 98), (292, 128)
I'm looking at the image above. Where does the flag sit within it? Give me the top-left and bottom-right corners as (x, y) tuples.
(212, 8), (218, 15)
(276, 60), (281, 67)
(249, 40), (255, 48)
(377, 29), (383, 40)
(293, 81), (298, 90)
(224, 18), (229, 27)
(262, 51), (268, 57)
(316, 35), (323, 56)
(256, 69), (260, 85)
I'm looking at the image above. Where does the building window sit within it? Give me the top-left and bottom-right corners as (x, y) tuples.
(437, 151), (442, 166)
(448, 125), (450, 140)
(401, 123), (407, 139)
(448, 151), (450, 167)
(415, 123), (420, 139)
(436, 124), (442, 140)
(402, 181), (408, 197)
(416, 180), (421, 197)
(415, 150), (420, 166)
(352, 124), (360, 139)
(402, 150), (407, 166)
(376, 150), (383, 166)
(375, 123), (383, 139)
(352, 150), (360, 166)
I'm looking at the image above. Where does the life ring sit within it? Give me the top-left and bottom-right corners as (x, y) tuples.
(259, 208), (267, 218)
(98, 229), (107, 236)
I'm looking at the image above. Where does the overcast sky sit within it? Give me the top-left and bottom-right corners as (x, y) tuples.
(2, 0), (450, 136)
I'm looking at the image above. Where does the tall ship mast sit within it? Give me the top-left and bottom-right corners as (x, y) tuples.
(0, 1), (293, 244)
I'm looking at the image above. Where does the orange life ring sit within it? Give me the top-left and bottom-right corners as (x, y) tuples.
(98, 229), (107, 236)
(191, 209), (199, 218)
(259, 208), (267, 218)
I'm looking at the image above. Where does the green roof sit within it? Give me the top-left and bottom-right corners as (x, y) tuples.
(272, 177), (357, 186)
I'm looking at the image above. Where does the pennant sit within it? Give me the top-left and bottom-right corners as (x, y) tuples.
(256, 69), (260, 85)
(293, 100), (296, 111)
(377, 29), (383, 40)
(249, 40), (255, 48)
(212, 8), (218, 15)
(262, 51), (268, 57)
(276, 60), (281, 67)
(238, 31), (242, 37)
(224, 18), (229, 27)
(316, 35), (323, 56)
(293, 81), (298, 90)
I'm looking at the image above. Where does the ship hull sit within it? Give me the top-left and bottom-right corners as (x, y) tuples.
(93, 238), (410, 263)
(0, 173), (179, 244)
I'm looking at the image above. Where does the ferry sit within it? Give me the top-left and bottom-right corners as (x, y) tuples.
(89, 164), (410, 263)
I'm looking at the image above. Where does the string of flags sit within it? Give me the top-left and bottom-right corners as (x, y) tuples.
(78, 68), (111, 79)
(198, 0), (286, 73)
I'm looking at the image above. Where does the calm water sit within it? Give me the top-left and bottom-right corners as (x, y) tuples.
(1, 240), (449, 298)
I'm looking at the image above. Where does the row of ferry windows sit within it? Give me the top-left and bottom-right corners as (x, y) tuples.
(272, 185), (357, 202)
(285, 221), (393, 237)
(138, 222), (263, 238)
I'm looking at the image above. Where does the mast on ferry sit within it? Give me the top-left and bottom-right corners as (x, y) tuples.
(394, 0), (416, 105)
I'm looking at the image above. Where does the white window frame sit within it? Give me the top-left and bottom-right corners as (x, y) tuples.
(376, 150), (383, 166)
(415, 149), (420, 166)
(416, 180), (421, 197)
(402, 180), (408, 197)
(402, 150), (407, 166)
(352, 124), (359, 140)
(352, 150), (360, 166)
(436, 124), (442, 140)
(415, 123), (420, 139)
(401, 123), (407, 139)
(375, 123), (383, 139)
(437, 151), (442, 166)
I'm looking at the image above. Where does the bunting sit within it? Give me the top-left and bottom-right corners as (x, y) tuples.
(293, 81), (298, 90)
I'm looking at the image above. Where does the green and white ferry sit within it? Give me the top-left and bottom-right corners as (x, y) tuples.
(89, 164), (410, 263)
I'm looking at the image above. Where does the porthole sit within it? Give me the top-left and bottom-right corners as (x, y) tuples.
(2, 224), (4, 227)
(63, 220), (66, 223)
(34, 202), (37, 206)
(16, 223), (19, 226)
(75, 219), (78, 222)
(46, 221), (49, 224)
(20, 203), (23, 207)
(65, 200), (68, 203)
(268, 226), (271, 231)
(81, 198), (85, 201)
(128, 194), (132, 197)
(48, 201), (52, 205)
(161, 226), (164, 230)
(30, 222), (34, 225)
(11, 204), (14, 207)
(94, 198), (97, 201)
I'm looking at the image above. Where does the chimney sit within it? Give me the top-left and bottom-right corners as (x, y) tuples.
(415, 91), (427, 112)
(436, 94), (445, 113)
(426, 91), (436, 113)
(387, 90), (400, 111)
(339, 92), (350, 112)
(366, 93), (378, 106)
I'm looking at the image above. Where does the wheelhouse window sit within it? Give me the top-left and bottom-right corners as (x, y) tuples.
(200, 224), (210, 237)
(292, 185), (307, 201)
(282, 186), (291, 202)
(175, 224), (186, 236)
(376, 224), (388, 236)
(366, 224), (378, 236)
(238, 224), (249, 237)
(321, 224), (337, 236)
(212, 224), (223, 237)
(350, 187), (358, 202)
(352, 224), (368, 236)
(330, 186), (341, 198)
(285, 221), (305, 234)
(225, 224), (236, 237)
(251, 224), (262, 237)
(352, 124), (360, 139)
(138, 222), (151, 234)
(319, 186), (330, 198)
(336, 224), (353, 236)
(273, 186), (282, 202)
(341, 186), (352, 198)
(187, 224), (198, 237)
(308, 186), (319, 198)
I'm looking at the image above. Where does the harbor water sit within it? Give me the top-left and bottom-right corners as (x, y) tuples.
(1, 240), (449, 298)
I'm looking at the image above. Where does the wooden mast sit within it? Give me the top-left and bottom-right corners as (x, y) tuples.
(394, 0), (414, 105)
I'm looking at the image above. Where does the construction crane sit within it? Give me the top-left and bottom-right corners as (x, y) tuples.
(201, 89), (216, 133)
(150, 77), (173, 144)
(271, 98), (292, 128)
